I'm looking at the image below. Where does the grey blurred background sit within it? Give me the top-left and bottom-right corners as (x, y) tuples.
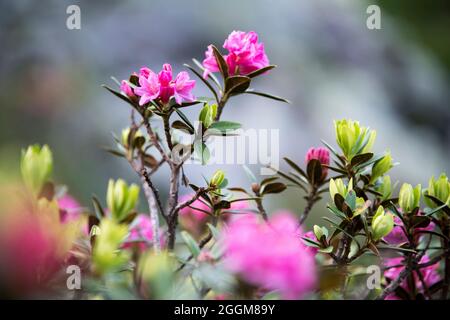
(0, 0), (449, 228)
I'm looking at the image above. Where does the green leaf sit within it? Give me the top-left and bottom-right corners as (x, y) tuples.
(260, 177), (279, 187)
(245, 65), (276, 78)
(180, 231), (201, 257)
(91, 195), (105, 220)
(208, 121), (242, 133)
(244, 90), (290, 103)
(424, 195), (450, 215)
(206, 223), (221, 240)
(102, 85), (137, 110)
(193, 141), (210, 165)
(174, 108), (195, 133)
(283, 157), (308, 179)
(318, 246), (334, 254)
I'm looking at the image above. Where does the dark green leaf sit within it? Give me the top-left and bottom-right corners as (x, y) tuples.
(225, 76), (251, 95)
(350, 153), (373, 167)
(245, 65), (276, 78)
(284, 157), (308, 178)
(174, 108), (195, 133)
(307, 159), (323, 185)
(244, 90), (290, 103)
(261, 182), (287, 195)
(172, 120), (195, 134)
(211, 45), (229, 79)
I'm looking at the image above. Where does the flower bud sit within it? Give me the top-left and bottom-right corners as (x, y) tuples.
(305, 147), (330, 179)
(120, 80), (135, 98)
(121, 127), (144, 149)
(424, 173), (450, 207)
(371, 152), (393, 183)
(199, 103), (218, 128)
(398, 183), (421, 213)
(329, 178), (353, 200)
(334, 119), (376, 161)
(210, 170), (225, 188)
(372, 206), (394, 241)
(107, 179), (140, 221)
(375, 175), (392, 201)
(92, 218), (130, 274)
(313, 225), (328, 242)
(20, 144), (53, 196)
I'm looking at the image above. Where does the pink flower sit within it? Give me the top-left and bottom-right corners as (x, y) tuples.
(383, 255), (440, 299)
(158, 63), (174, 104)
(179, 195), (211, 239)
(202, 31), (269, 78)
(202, 45), (220, 78)
(305, 147), (330, 179)
(122, 214), (164, 252)
(384, 211), (435, 245)
(173, 71), (196, 104)
(221, 200), (253, 223)
(383, 216), (408, 245)
(222, 212), (316, 299)
(58, 194), (82, 223)
(120, 80), (135, 98)
(134, 69), (160, 106)
(132, 64), (196, 106)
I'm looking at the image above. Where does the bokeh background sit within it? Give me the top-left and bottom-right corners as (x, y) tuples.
(1, 0), (449, 229)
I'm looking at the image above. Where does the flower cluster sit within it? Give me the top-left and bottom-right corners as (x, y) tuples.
(202, 30), (269, 78)
(121, 64), (196, 106)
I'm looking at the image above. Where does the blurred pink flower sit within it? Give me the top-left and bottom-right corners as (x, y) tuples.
(0, 214), (61, 294)
(383, 255), (441, 299)
(58, 194), (82, 223)
(384, 212), (435, 245)
(222, 212), (316, 299)
(305, 147), (330, 179)
(132, 64), (196, 106)
(122, 214), (164, 252)
(202, 30), (269, 78)
(179, 194), (211, 239)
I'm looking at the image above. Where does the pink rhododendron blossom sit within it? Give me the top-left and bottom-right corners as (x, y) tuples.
(134, 69), (160, 106)
(384, 255), (441, 299)
(132, 64), (196, 106)
(173, 71), (196, 104)
(202, 31), (269, 78)
(58, 194), (82, 223)
(122, 214), (164, 251)
(221, 200), (253, 222)
(120, 80), (135, 98)
(179, 194), (211, 239)
(222, 212), (316, 299)
(305, 147), (330, 179)
(384, 212), (435, 245)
